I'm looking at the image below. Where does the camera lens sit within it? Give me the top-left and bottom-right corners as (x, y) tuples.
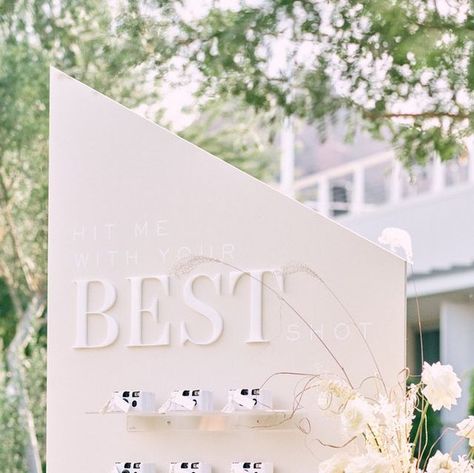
(123, 470), (130, 473)
(132, 391), (140, 397)
(192, 389), (200, 396)
(191, 463), (199, 468)
(133, 463), (141, 468)
(241, 389), (249, 395)
(123, 391), (130, 398)
(251, 389), (260, 395)
(255, 463), (262, 468)
(243, 463), (251, 469)
(124, 463), (131, 468)
(183, 390), (190, 396)
(181, 462), (189, 468)
(131, 400), (137, 407)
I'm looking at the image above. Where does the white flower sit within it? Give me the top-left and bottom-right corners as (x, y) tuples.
(426, 451), (456, 472)
(345, 452), (391, 473)
(425, 451), (474, 472)
(457, 416), (474, 447)
(425, 451), (474, 473)
(376, 395), (397, 423)
(318, 378), (354, 410)
(341, 396), (375, 436)
(318, 453), (349, 473)
(421, 362), (461, 411)
(378, 227), (413, 264)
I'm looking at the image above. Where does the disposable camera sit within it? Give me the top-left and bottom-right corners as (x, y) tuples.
(114, 390), (155, 412)
(113, 461), (155, 473)
(227, 388), (272, 410)
(170, 461), (211, 472)
(163, 389), (213, 411)
(231, 462), (273, 473)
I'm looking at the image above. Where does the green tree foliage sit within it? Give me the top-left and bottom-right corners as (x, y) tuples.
(179, 98), (279, 180)
(164, 0), (474, 166)
(0, 368), (26, 472)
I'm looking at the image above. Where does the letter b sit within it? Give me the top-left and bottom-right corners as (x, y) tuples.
(74, 279), (118, 348)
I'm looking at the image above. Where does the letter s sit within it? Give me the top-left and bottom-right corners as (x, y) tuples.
(180, 273), (223, 345)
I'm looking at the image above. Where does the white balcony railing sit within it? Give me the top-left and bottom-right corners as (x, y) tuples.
(294, 141), (474, 218)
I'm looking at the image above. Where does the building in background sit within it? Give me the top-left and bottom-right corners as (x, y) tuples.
(288, 126), (474, 453)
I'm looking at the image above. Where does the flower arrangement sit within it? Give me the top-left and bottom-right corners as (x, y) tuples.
(316, 362), (474, 473)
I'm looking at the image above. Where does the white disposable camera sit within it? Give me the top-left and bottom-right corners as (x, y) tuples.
(226, 388), (272, 411)
(113, 461), (155, 473)
(114, 390), (155, 412)
(160, 389), (213, 412)
(231, 462), (273, 473)
(170, 461), (211, 472)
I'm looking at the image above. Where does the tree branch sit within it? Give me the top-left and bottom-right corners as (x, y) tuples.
(0, 170), (36, 293)
(362, 110), (469, 121)
(6, 293), (46, 473)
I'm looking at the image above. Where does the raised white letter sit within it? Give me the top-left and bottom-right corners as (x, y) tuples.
(229, 269), (284, 343)
(128, 276), (170, 347)
(181, 273), (223, 345)
(74, 279), (118, 348)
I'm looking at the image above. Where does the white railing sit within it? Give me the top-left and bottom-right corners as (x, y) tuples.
(293, 141), (474, 217)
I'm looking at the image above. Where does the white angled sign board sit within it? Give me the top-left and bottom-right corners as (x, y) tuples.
(47, 68), (406, 473)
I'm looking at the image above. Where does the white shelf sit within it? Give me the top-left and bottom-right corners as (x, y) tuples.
(88, 410), (300, 432)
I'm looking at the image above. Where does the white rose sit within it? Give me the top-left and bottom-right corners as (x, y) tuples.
(426, 451), (456, 472)
(427, 452), (474, 473)
(456, 416), (474, 447)
(345, 452), (391, 473)
(318, 453), (349, 473)
(341, 396), (375, 436)
(421, 362), (461, 411)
